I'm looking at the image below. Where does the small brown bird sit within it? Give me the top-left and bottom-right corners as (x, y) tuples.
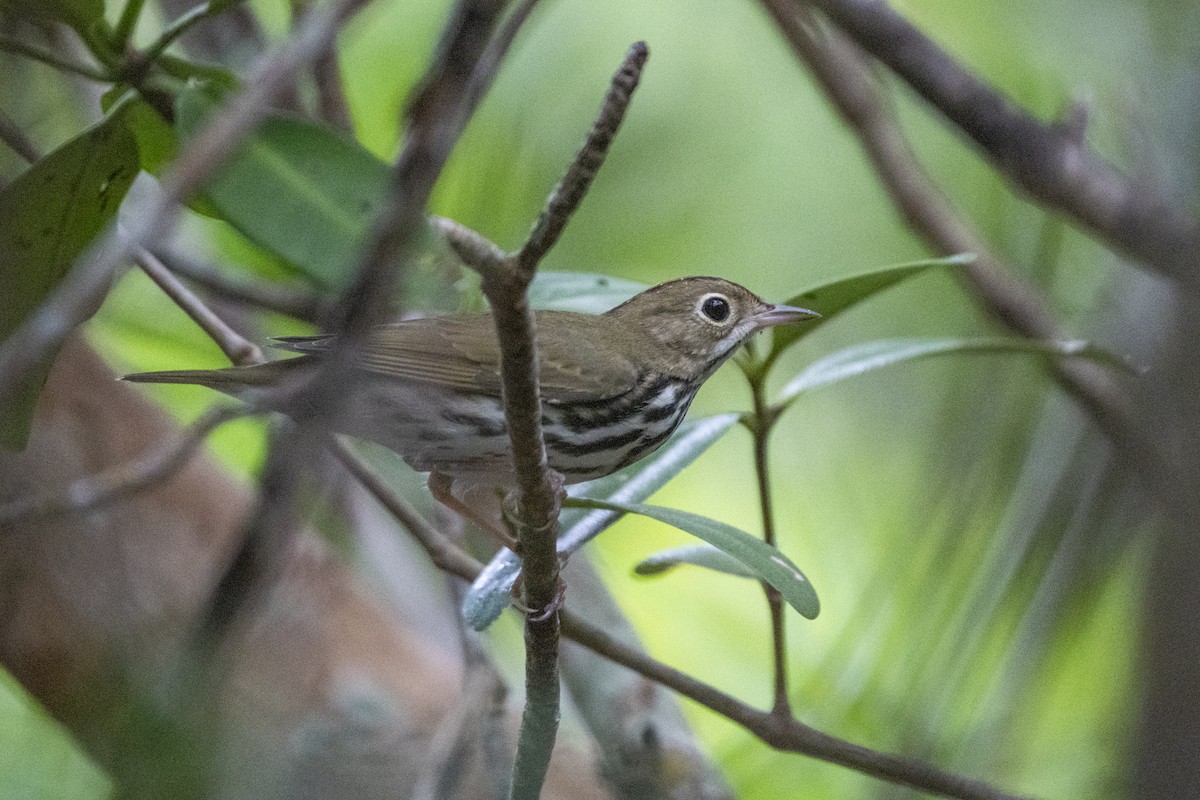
(125, 276), (816, 536)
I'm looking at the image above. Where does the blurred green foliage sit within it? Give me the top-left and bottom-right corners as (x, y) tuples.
(2, 0), (1188, 796)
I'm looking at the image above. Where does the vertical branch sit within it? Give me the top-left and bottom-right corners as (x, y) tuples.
(439, 41), (649, 800)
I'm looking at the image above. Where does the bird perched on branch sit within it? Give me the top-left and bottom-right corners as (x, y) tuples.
(125, 276), (817, 543)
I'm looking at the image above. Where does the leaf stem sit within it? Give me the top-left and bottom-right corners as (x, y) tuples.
(749, 371), (791, 716)
(113, 0), (148, 51)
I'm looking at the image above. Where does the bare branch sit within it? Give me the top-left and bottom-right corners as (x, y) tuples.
(0, 405), (247, 527)
(329, 439), (482, 581)
(516, 40), (647, 274)
(787, 0), (1200, 288)
(152, 247), (333, 323)
(132, 244), (265, 366)
(198, 0), (512, 649)
(761, 4), (1153, 475)
(560, 614), (1029, 800)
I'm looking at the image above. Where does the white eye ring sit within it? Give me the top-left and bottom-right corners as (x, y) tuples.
(697, 293), (732, 325)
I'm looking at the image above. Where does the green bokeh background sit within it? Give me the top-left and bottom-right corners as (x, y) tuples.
(6, 0), (1194, 796)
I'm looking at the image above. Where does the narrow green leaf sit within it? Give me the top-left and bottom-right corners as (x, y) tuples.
(634, 543), (759, 579)
(776, 336), (1135, 410)
(175, 85), (392, 288)
(0, 112), (139, 450)
(460, 413), (740, 631)
(566, 497), (820, 619)
(528, 272), (648, 313)
(769, 254), (973, 361)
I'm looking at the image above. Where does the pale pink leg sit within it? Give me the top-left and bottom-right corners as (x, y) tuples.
(428, 472), (517, 551)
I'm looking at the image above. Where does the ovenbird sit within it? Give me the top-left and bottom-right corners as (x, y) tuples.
(125, 277), (816, 534)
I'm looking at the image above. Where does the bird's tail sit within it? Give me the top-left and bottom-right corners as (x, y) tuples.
(122, 360), (302, 392)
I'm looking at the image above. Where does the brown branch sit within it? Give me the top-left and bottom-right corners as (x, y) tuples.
(761, 4), (1156, 477)
(560, 615), (1030, 800)
(516, 40), (648, 273)
(332, 405), (1021, 800)
(436, 41), (649, 800)
(786, 0), (1200, 289)
(152, 247), (333, 323)
(132, 244), (265, 366)
(0, 405), (247, 527)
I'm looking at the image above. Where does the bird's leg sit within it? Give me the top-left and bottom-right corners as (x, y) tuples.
(428, 472), (518, 551)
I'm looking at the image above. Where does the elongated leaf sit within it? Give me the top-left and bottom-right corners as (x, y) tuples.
(776, 336), (1135, 409)
(528, 272), (648, 313)
(460, 413), (740, 631)
(175, 86), (391, 288)
(566, 497), (820, 620)
(769, 254), (973, 361)
(635, 543), (759, 579)
(0, 112), (139, 449)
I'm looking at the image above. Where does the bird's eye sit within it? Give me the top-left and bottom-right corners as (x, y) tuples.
(699, 294), (731, 323)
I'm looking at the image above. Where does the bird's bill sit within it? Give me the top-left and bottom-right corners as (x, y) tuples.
(752, 303), (821, 328)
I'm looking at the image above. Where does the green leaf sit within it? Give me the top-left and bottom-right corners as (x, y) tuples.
(768, 254), (974, 362)
(0, 112), (139, 450)
(0, 0), (104, 37)
(0, 668), (112, 799)
(634, 543), (759, 579)
(528, 272), (649, 313)
(175, 85), (392, 289)
(775, 336), (1135, 409)
(102, 90), (177, 177)
(460, 413), (739, 631)
(565, 497), (820, 620)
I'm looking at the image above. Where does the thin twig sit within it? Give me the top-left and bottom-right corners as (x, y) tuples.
(329, 439), (482, 580)
(133, 0), (240, 73)
(559, 614), (1029, 800)
(0, 406), (247, 527)
(783, 0), (1200, 288)
(748, 381), (791, 717)
(132, 244), (265, 365)
(152, 248), (333, 323)
(0, 36), (113, 81)
(515, 40), (647, 274)
(290, 0), (353, 131)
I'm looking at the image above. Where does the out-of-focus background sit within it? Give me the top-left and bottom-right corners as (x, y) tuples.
(3, 0), (1197, 797)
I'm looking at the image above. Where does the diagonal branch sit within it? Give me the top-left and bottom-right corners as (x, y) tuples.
(336, 442), (1026, 800)
(0, 405), (248, 527)
(785, 0), (1200, 289)
(760, 3), (1154, 475)
(196, 0), (512, 649)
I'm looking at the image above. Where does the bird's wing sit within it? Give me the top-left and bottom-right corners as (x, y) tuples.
(272, 312), (638, 403)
